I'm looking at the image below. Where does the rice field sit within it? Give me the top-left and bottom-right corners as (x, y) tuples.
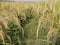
(0, 0), (60, 45)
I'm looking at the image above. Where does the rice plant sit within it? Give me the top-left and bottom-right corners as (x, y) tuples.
(0, 0), (60, 45)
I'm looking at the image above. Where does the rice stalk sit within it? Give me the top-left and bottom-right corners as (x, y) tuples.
(6, 34), (11, 45)
(0, 26), (5, 45)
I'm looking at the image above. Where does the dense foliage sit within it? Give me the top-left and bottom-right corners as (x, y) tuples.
(0, 1), (60, 45)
